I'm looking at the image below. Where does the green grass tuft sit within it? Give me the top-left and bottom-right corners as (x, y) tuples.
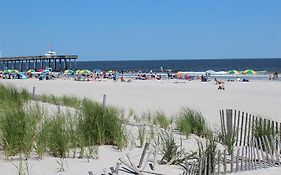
(176, 108), (207, 137)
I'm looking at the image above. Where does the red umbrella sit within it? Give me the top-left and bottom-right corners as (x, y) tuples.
(37, 69), (44, 72)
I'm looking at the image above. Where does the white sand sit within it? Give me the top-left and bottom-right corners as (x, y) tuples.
(0, 79), (281, 174)
(2, 79), (281, 126)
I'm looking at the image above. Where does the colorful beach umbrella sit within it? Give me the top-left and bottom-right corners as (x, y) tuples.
(175, 71), (183, 77)
(75, 70), (81, 74)
(227, 70), (239, 74)
(79, 69), (92, 75)
(37, 68), (44, 72)
(243, 69), (256, 74)
(64, 70), (74, 74)
(26, 69), (35, 74)
(4, 69), (19, 74)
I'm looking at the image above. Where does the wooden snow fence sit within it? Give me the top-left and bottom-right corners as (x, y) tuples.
(183, 109), (281, 175)
(184, 134), (281, 175)
(219, 109), (280, 147)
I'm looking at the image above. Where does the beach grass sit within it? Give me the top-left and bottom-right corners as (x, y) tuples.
(46, 113), (70, 158)
(196, 132), (217, 174)
(153, 111), (172, 130)
(159, 131), (182, 165)
(0, 107), (38, 157)
(137, 126), (146, 148)
(78, 99), (127, 150)
(176, 108), (207, 137)
(34, 94), (81, 108)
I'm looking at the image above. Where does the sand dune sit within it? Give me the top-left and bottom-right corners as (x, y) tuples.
(0, 79), (280, 174)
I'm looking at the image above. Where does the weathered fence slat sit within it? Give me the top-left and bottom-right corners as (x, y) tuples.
(241, 146), (244, 171)
(217, 150), (221, 175)
(236, 148), (240, 172)
(223, 150), (227, 174)
(247, 114), (252, 146)
(244, 113), (249, 146)
(236, 111), (241, 146)
(239, 112), (245, 146)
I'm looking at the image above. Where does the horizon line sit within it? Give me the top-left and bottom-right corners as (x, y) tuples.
(78, 57), (281, 62)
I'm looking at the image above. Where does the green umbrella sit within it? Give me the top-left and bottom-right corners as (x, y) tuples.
(79, 69), (92, 75)
(227, 70), (239, 74)
(64, 70), (74, 74)
(26, 69), (35, 74)
(243, 69), (256, 74)
(4, 69), (19, 74)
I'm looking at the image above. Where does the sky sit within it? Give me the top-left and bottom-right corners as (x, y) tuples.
(0, 0), (281, 61)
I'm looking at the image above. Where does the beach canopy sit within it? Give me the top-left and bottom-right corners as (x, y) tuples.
(64, 70), (74, 74)
(4, 69), (19, 74)
(227, 70), (239, 74)
(243, 69), (256, 74)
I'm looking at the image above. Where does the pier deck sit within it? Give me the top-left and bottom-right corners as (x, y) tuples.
(0, 55), (78, 71)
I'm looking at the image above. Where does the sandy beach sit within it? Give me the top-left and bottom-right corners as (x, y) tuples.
(0, 79), (281, 174)
(2, 79), (281, 125)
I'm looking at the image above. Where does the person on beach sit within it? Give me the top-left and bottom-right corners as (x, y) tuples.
(218, 82), (225, 90)
(120, 76), (125, 82)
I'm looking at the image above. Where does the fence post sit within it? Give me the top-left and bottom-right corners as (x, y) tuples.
(236, 148), (240, 172)
(138, 142), (150, 168)
(32, 86), (35, 98)
(223, 150), (227, 174)
(102, 94), (106, 107)
(217, 150), (221, 175)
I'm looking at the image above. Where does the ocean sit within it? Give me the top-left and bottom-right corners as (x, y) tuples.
(76, 58), (281, 73)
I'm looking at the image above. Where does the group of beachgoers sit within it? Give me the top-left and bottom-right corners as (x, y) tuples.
(0, 68), (279, 91)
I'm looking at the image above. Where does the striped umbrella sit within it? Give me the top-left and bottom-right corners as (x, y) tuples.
(75, 70), (79, 74)
(4, 69), (19, 74)
(175, 71), (183, 77)
(64, 70), (74, 74)
(26, 69), (35, 74)
(243, 69), (256, 74)
(227, 70), (239, 74)
(79, 69), (92, 75)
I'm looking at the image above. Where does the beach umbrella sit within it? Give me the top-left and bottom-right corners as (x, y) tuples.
(26, 69), (35, 74)
(175, 71), (183, 77)
(64, 70), (74, 74)
(75, 70), (81, 74)
(79, 69), (92, 75)
(227, 70), (239, 74)
(243, 69), (256, 74)
(4, 69), (19, 74)
(43, 69), (50, 73)
(37, 68), (44, 72)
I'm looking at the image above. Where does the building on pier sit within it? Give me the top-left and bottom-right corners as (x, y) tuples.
(0, 51), (78, 71)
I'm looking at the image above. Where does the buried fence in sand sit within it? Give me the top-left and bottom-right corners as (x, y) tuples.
(185, 109), (281, 175)
(93, 109), (281, 175)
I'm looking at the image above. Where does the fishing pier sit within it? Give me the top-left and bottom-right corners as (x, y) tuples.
(0, 54), (78, 71)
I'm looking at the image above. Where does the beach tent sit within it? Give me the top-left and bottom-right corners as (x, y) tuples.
(227, 70), (239, 74)
(243, 69), (256, 74)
